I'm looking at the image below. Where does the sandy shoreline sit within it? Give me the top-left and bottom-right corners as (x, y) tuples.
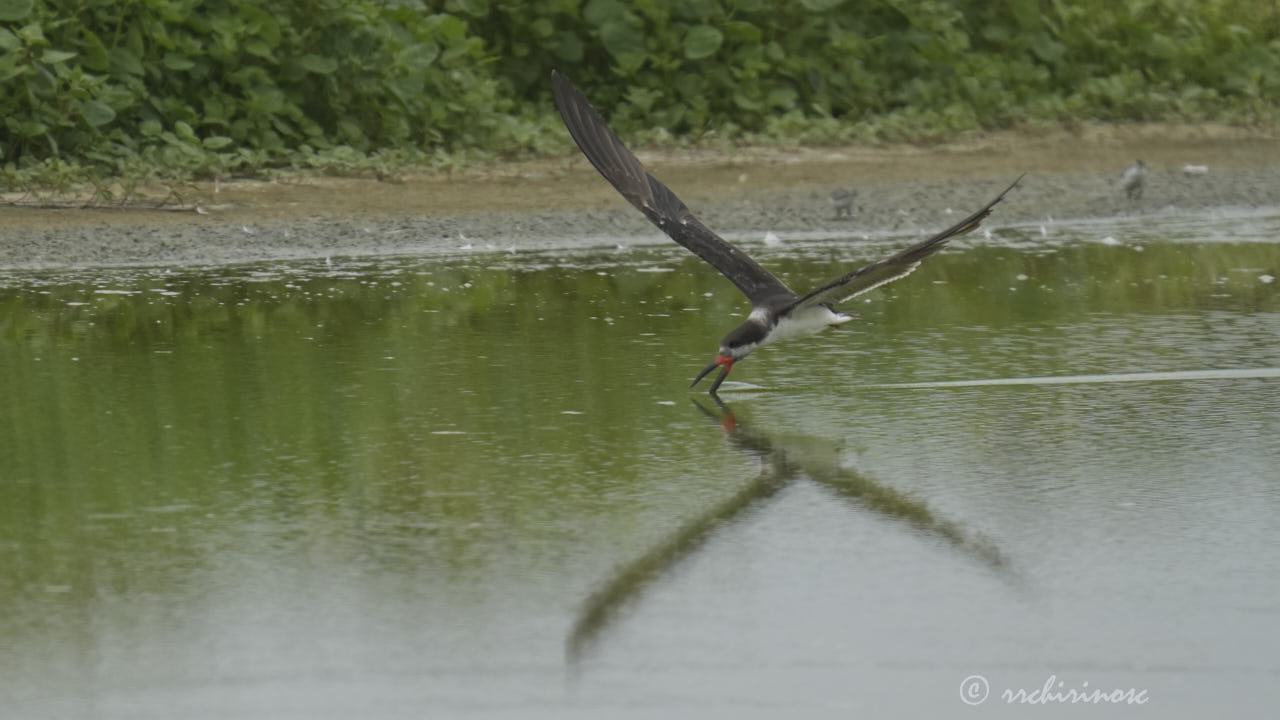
(1, 126), (1277, 269)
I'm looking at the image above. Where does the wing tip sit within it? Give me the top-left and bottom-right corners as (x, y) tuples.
(996, 172), (1026, 202)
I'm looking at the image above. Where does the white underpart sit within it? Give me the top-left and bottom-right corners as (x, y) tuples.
(756, 305), (852, 347)
(1121, 163), (1146, 191)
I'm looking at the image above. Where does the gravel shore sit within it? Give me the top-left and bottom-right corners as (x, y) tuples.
(1, 126), (1276, 270)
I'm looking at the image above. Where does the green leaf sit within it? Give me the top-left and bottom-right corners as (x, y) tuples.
(799, 0), (844, 10)
(299, 54), (338, 74)
(108, 47), (144, 76)
(683, 25), (724, 60)
(733, 91), (763, 111)
(240, 5), (281, 49)
(139, 119), (163, 137)
(9, 118), (48, 137)
(1032, 37), (1065, 64)
(0, 0), (33, 22)
(0, 54), (25, 83)
(584, 0), (625, 28)
(0, 27), (20, 52)
(434, 13), (468, 42)
(17, 21), (43, 44)
(531, 19), (554, 40)
(202, 136), (234, 150)
(244, 40), (273, 58)
(28, 64), (55, 96)
(79, 99), (116, 127)
(162, 53), (196, 71)
(767, 85), (798, 109)
(41, 49), (77, 65)
(79, 29), (110, 71)
(553, 32), (584, 63)
(174, 121), (197, 142)
(449, 0), (489, 17)
(600, 20), (646, 71)
(399, 43), (439, 71)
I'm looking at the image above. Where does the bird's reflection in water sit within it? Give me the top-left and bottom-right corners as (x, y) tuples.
(566, 397), (1012, 663)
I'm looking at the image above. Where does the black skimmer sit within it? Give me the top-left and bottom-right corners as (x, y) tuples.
(551, 71), (1021, 394)
(1121, 159), (1147, 199)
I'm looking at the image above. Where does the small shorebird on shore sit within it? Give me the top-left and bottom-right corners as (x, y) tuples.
(1121, 160), (1147, 199)
(551, 71), (1021, 394)
(829, 187), (856, 219)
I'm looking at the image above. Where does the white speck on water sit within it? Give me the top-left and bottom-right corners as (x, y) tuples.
(1133, 245), (1144, 252)
(1101, 236), (1120, 245)
(431, 430), (466, 435)
(657, 400), (677, 406)
(763, 231), (782, 247)
(1260, 274), (1276, 284)
(703, 292), (713, 298)
(1016, 273), (1029, 281)
(561, 410), (584, 415)
(636, 267), (674, 273)
(241, 225), (257, 235)
(95, 289), (136, 295)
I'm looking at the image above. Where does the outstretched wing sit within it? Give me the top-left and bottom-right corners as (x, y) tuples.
(552, 71), (796, 306)
(784, 175), (1022, 314)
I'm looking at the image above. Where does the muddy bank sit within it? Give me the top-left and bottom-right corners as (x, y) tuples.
(1, 126), (1277, 269)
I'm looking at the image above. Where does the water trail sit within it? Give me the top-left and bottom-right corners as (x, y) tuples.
(868, 367), (1280, 389)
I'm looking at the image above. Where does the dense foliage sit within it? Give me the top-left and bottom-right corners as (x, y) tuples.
(1, 0), (1277, 184)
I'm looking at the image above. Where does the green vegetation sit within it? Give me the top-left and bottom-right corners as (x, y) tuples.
(2, 0), (1277, 192)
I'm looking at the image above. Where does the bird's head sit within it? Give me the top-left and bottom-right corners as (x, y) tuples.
(690, 322), (764, 394)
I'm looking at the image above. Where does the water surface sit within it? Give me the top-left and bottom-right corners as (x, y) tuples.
(2, 214), (1279, 717)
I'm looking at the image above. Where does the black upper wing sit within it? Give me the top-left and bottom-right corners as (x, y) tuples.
(552, 71), (795, 306)
(783, 175), (1023, 314)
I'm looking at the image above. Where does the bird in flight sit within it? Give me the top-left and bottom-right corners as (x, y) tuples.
(551, 71), (1021, 394)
